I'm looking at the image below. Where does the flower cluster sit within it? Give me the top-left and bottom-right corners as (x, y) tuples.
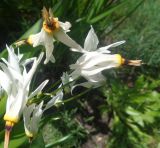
(1, 7), (141, 148)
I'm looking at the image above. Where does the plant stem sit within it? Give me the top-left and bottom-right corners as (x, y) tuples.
(4, 130), (10, 148)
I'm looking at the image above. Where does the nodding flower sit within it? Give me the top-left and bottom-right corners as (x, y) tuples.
(23, 86), (63, 140)
(15, 7), (83, 64)
(0, 45), (48, 148)
(69, 26), (142, 88)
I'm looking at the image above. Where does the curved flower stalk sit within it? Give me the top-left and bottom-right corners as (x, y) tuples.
(23, 88), (63, 139)
(16, 7), (82, 64)
(69, 27), (142, 88)
(0, 46), (48, 148)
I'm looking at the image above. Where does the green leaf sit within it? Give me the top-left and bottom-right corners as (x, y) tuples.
(89, 1), (128, 24)
(30, 132), (45, 148)
(45, 134), (72, 148)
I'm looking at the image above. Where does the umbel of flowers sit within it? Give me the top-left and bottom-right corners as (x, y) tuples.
(0, 7), (142, 148)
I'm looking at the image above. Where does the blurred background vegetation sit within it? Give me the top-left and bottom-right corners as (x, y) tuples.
(1, 0), (160, 147)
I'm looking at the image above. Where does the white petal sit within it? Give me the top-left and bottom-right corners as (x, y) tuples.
(6, 45), (21, 73)
(0, 70), (11, 94)
(44, 90), (63, 111)
(23, 104), (35, 130)
(81, 64), (116, 76)
(17, 48), (23, 61)
(24, 52), (44, 88)
(70, 69), (80, 80)
(71, 74), (105, 91)
(59, 21), (71, 32)
(21, 57), (36, 67)
(30, 102), (43, 136)
(71, 82), (93, 93)
(97, 40), (126, 53)
(84, 73), (106, 83)
(5, 89), (27, 120)
(44, 41), (55, 64)
(28, 79), (49, 99)
(80, 53), (119, 69)
(54, 29), (83, 52)
(23, 102), (43, 137)
(61, 72), (73, 85)
(84, 26), (99, 51)
(29, 29), (44, 47)
(0, 60), (23, 86)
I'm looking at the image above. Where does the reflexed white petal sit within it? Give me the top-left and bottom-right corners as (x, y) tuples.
(97, 47), (111, 53)
(44, 40), (55, 64)
(54, 29), (83, 52)
(24, 52), (44, 88)
(61, 72), (74, 86)
(23, 104), (35, 131)
(59, 21), (71, 32)
(69, 64), (78, 70)
(84, 73), (106, 83)
(29, 29), (56, 64)
(23, 102), (43, 137)
(70, 48), (86, 53)
(44, 90), (63, 111)
(0, 61), (23, 84)
(70, 53), (92, 67)
(71, 74), (105, 91)
(30, 30), (43, 47)
(81, 64), (117, 76)
(28, 80), (49, 99)
(73, 82), (92, 88)
(0, 70), (11, 94)
(21, 57), (36, 67)
(97, 40), (125, 53)
(71, 82), (93, 93)
(6, 45), (21, 73)
(5, 89), (27, 119)
(81, 53), (120, 69)
(84, 26), (99, 51)
(78, 53), (107, 69)
(61, 72), (70, 85)
(30, 102), (43, 135)
(70, 69), (80, 80)
(18, 48), (23, 61)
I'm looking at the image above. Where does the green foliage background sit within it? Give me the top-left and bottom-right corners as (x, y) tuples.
(1, 0), (160, 147)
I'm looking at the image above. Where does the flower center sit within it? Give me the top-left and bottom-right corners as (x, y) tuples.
(115, 54), (125, 66)
(3, 114), (19, 124)
(43, 17), (60, 34)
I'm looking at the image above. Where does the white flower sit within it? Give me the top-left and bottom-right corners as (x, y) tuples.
(23, 88), (63, 138)
(23, 102), (43, 138)
(70, 26), (125, 53)
(26, 7), (83, 64)
(0, 45), (48, 126)
(69, 27), (130, 88)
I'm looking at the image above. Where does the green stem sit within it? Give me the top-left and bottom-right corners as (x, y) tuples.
(63, 88), (91, 104)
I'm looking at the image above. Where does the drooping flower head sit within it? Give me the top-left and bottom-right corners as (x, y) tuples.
(0, 46), (48, 148)
(23, 85), (63, 139)
(16, 7), (83, 64)
(70, 27), (141, 88)
(23, 102), (44, 138)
